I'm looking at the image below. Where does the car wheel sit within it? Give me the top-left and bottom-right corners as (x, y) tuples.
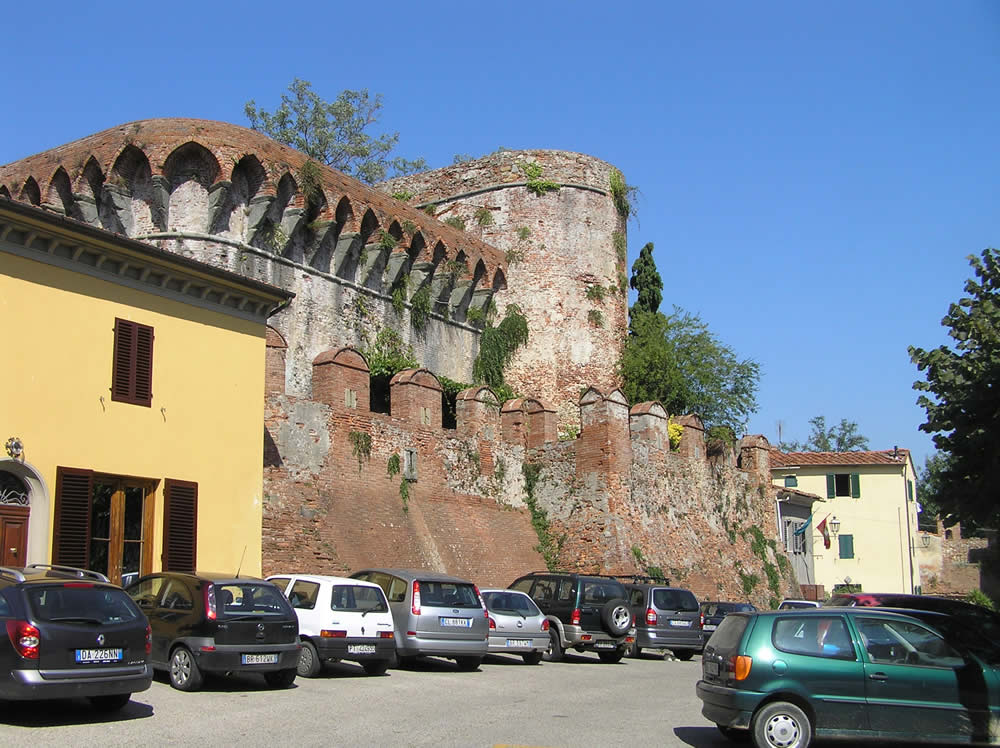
(522, 651), (543, 665)
(543, 628), (564, 662)
(89, 693), (131, 712)
(169, 646), (203, 692)
(717, 724), (752, 743)
(598, 649), (624, 663)
(455, 656), (481, 671)
(363, 659), (390, 676)
(751, 701), (812, 748)
(673, 649), (694, 661)
(264, 667), (297, 689)
(297, 640), (322, 678)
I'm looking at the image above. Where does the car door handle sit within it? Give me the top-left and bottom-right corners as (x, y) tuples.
(869, 672), (888, 681)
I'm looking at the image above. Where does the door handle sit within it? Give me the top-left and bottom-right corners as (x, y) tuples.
(869, 672), (888, 681)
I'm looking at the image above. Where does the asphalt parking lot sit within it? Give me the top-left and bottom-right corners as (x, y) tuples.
(0, 650), (734, 748)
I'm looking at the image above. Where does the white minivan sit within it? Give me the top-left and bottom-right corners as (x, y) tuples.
(267, 574), (396, 676)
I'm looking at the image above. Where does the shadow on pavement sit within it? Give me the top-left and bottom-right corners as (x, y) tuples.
(0, 697), (154, 727)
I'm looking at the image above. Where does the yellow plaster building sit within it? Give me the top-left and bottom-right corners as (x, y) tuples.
(771, 449), (920, 597)
(0, 200), (291, 583)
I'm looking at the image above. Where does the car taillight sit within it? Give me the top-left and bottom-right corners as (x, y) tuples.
(541, 619), (549, 631)
(646, 608), (657, 625)
(378, 631), (394, 639)
(488, 617), (496, 630)
(412, 580), (421, 616)
(145, 624), (152, 655)
(6, 620), (39, 659)
(731, 655), (752, 681)
(321, 630), (347, 638)
(205, 583), (217, 621)
(571, 609), (581, 625)
(473, 585), (488, 618)
(700, 612), (705, 627)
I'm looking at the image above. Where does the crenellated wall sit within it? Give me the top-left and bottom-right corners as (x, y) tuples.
(261, 348), (797, 605)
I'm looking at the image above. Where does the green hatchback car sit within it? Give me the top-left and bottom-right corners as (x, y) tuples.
(698, 607), (1000, 748)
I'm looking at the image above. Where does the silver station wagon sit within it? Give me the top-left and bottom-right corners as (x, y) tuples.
(349, 568), (489, 670)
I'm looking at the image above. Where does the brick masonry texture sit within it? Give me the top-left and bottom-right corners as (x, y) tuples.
(917, 521), (1000, 600)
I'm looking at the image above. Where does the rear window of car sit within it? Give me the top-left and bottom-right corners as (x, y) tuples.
(219, 583), (293, 617)
(654, 589), (698, 612)
(773, 616), (855, 660)
(709, 614), (750, 651)
(418, 581), (480, 609)
(483, 591), (541, 616)
(581, 581), (626, 605)
(27, 584), (140, 624)
(331, 584), (388, 613)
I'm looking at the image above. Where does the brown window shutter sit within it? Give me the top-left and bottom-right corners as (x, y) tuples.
(163, 479), (197, 573)
(53, 467), (93, 568)
(111, 318), (154, 407)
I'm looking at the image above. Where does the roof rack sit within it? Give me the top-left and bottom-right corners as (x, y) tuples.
(0, 567), (26, 582)
(22, 564), (111, 583)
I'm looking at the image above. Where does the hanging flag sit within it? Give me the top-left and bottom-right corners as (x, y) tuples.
(793, 514), (812, 536)
(817, 515), (832, 549)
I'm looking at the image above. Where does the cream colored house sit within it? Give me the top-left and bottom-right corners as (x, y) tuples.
(771, 449), (919, 597)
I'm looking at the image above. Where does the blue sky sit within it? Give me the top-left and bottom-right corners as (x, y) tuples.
(3, 1), (997, 468)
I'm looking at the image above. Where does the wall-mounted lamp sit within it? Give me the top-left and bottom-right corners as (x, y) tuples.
(920, 534), (931, 548)
(4, 437), (23, 460)
(830, 516), (841, 537)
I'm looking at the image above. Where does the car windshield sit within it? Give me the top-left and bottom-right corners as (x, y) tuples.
(483, 591), (540, 616)
(27, 584), (140, 624)
(418, 581), (481, 609)
(706, 602), (755, 616)
(331, 584), (388, 613)
(654, 589), (698, 611)
(218, 583), (292, 617)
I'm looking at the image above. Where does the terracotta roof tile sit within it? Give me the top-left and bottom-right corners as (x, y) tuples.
(770, 449), (911, 468)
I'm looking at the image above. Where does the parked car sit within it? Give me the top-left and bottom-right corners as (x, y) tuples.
(481, 588), (549, 664)
(349, 568), (488, 670)
(266, 573), (395, 676)
(509, 571), (633, 663)
(827, 592), (1000, 643)
(0, 564), (152, 711)
(698, 606), (999, 747)
(700, 601), (757, 646)
(625, 581), (702, 660)
(126, 572), (299, 691)
(777, 598), (821, 610)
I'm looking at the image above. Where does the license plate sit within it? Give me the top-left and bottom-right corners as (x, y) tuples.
(241, 653), (279, 665)
(594, 640), (616, 650)
(348, 644), (376, 654)
(75, 648), (123, 663)
(705, 660), (720, 676)
(505, 639), (531, 648)
(704, 624), (718, 631)
(669, 620), (692, 627)
(440, 617), (472, 627)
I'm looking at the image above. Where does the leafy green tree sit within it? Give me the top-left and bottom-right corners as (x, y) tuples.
(245, 79), (427, 184)
(909, 248), (1000, 527)
(779, 416), (869, 452)
(622, 307), (760, 432)
(628, 242), (662, 315)
(915, 451), (950, 531)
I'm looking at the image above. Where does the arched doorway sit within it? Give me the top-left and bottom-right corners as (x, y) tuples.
(0, 471), (30, 565)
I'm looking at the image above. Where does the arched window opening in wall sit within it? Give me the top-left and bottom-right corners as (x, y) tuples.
(46, 167), (74, 216)
(111, 145), (156, 234)
(20, 177), (41, 206)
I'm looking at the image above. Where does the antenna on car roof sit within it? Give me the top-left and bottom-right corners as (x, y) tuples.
(235, 545), (246, 578)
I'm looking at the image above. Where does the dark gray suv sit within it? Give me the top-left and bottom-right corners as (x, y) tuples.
(0, 564), (152, 711)
(509, 572), (634, 663)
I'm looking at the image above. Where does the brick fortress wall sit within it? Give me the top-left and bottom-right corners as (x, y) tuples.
(263, 341), (797, 606)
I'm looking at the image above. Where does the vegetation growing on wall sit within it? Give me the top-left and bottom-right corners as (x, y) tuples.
(297, 160), (324, 205)
(377, 230), (396, 251)
(387, 453), (401, 477)
(667, 419), (684, 450)
(444, 215), (466, 231)
(609, 168), (637, 220)
(520, 162), (560, 196)
(612, 231), (627, 264)
(409, 285), (432, 331)
(631, 546), (666, 581)
(474, 207), (493, 227)
(586, 285), (606, 303)
(588, 309), (604, 328)
(438, 375), (472, 430)
(392, 190), (415, 202)
(523, 463), (563, 570)
(473, 304), (529, 403)
(348, 430), (372, 472)
(363, 328), (417, 413)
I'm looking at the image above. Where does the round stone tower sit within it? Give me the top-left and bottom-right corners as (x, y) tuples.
(380, 150), (629, 431)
